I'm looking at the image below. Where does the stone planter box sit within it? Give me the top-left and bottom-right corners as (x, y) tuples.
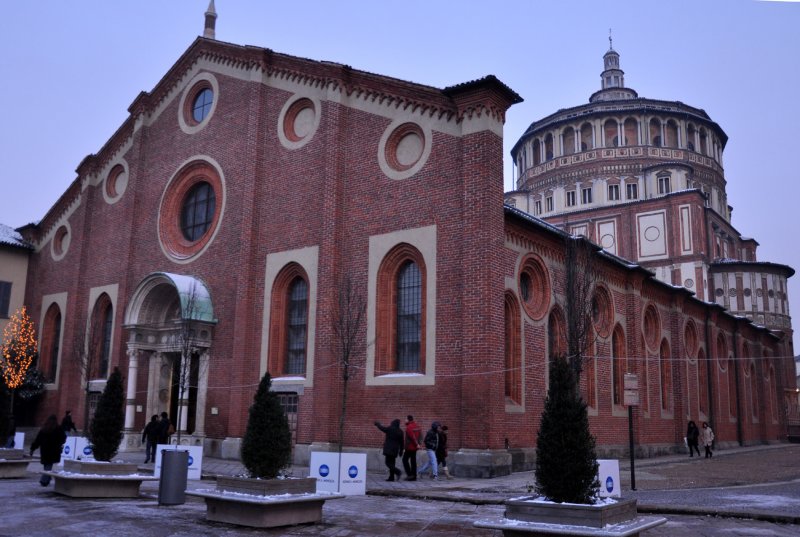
(475, 497), (666, 536)
(44, 459), (158, 498)
(187, 475), (344, 528)
(0, 449), (29, 479)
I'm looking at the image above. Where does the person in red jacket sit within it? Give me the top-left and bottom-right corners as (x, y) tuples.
(402, 415), (422, 481)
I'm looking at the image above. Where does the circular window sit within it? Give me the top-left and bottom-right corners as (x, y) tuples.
(768, 289), (775, 298)
(104, 163), (128, 202)
(378, 119), (432, 180)
(386, 123), (424, 172)
(715, 288), (724, 297)
(743, 288), (751, 297)
(51, 224), (71, 261)
(178, 73), (219, 135)
(518, 254), (550, 320)
(643, 305), (660, 351)
(591, 286), (613, 338)
(277, 95), (321, 150)
(158, 159), (225, 263)
(192, 88), (213, 123)
(684, 321), (698, 358)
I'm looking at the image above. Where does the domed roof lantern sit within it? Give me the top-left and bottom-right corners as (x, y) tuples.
(590, 31), (638, 103)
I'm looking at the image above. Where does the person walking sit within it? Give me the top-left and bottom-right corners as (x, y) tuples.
(142, 415), (159, 464)
(402, 415), (422, 481)
(686, 420), (701, 457)
(701, 421), (715, 458)
(60, 410), (77, 436)
(436, 424), (451, 479)
(30, 414), (67, 486)
(374, 419), (404, 481)
(417, 421), (440, 480)
(157, 412), (173, 445)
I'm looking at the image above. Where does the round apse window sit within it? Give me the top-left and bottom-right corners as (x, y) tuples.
(180, 182), (216, 242)
(192, 88), (213, 123)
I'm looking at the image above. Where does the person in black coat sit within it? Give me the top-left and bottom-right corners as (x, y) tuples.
(142, 415), (159, 464)
(686, 420), (701, 457)
(60, 410), (77, 435)
(30, 414), (67, 486)
(374, 419), (404, 481)
(156, 412), (173, 445)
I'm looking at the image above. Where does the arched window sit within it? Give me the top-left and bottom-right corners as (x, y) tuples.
(533, 139), (542, 165)
(91, 294), (113, 379)
(649, 118), (662, 147)
(686, 124), (696, 151)
(563, 127), (576, 155)
(766, 362), (777, 423)
(623, 118), (638, 146)
(697, 348), (708, 416)
(612, 325), (626, 406)
(604, 119), (618, 148)
(748, 362), (758, 421)
(547, 307), (566, 360)
(504, 293), (522, 404)
(396, 261), (422, 371)
(699, 129), (708, 155)
(727, 358), (737, 418)
(40, 303), (62, 383)
(665, 120), (679, 148)
(659, 339), (671, 411)
(268, 263), (310, 376)
(580, 123), (593, 151)
(376, 244), (426, 374)
(544, 134), (554, 160)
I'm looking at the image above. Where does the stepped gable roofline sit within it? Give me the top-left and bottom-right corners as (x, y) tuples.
(511, 97), (727, 155)
(0, 223), (33, 250)
(709, 259), (795, 278)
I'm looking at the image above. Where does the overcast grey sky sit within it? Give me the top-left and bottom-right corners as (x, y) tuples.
(1, 0), (798, 351)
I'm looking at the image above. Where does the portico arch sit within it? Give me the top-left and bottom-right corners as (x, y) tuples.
(121, 272), (217, 450)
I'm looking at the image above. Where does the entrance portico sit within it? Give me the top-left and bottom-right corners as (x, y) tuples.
(120, 272), (217, 450)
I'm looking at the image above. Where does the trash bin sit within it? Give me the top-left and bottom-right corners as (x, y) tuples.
(158, 449), (189, 505)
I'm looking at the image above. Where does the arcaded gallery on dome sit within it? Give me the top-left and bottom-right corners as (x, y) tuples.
(3, 14), (796, 476)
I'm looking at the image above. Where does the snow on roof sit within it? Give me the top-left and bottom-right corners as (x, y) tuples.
(0, 223), (32, 250)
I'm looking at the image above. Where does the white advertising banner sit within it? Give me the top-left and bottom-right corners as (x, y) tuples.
(309, 452), (366, 495)
(73, 437), (94, 461)
(13, 432), (24, 450)
(338, 452), (366, 496)
(597, 459), (621, 498)
(309, 451), (340, 493)
(154, 445), (203, 480)
(59, 437), (77, 464)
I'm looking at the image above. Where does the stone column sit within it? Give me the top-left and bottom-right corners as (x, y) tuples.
(194, 351), (210, 437)
(124, 347), (138, 431)
(617, 120), (622, 147)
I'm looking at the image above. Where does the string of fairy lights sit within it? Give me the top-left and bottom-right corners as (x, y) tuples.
(0, 306), (38, 389)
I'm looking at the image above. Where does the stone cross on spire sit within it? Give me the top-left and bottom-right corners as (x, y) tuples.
(204, 0), (217, 40)
(609, 28), (613, 50)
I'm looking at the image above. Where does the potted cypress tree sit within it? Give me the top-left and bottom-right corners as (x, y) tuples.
(188, 372), (343, 528)
(49, 367), (157, 497)
(477, 356), (666, 535)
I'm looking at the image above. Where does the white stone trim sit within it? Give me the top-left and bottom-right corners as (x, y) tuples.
(366, 225), (437, 386)
(39, 292), (68, 388)
(177, 72), (220, 135)
(260, 246), (319, 388)
(277, 94), (322, 150)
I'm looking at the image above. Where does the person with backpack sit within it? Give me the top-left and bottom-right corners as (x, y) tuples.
(417, 421), (441, 480)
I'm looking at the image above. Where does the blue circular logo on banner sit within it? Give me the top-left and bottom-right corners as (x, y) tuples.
(605, 476), (614, 493)
(319, 464), (329, 477)
(188, 455), (194, 466)
(83, 446), (93, 456)
(64, 446), (71, 454)
(348, 465), (358, 478)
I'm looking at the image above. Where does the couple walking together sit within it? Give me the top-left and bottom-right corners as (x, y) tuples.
(374, 415), (449, 481)
(686, 420), (715, 458)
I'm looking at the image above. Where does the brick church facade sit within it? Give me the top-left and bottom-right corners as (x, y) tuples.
(10, 20), (795, 475)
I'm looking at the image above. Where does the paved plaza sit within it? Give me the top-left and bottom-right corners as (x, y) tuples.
(0, 443), (798, 536)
